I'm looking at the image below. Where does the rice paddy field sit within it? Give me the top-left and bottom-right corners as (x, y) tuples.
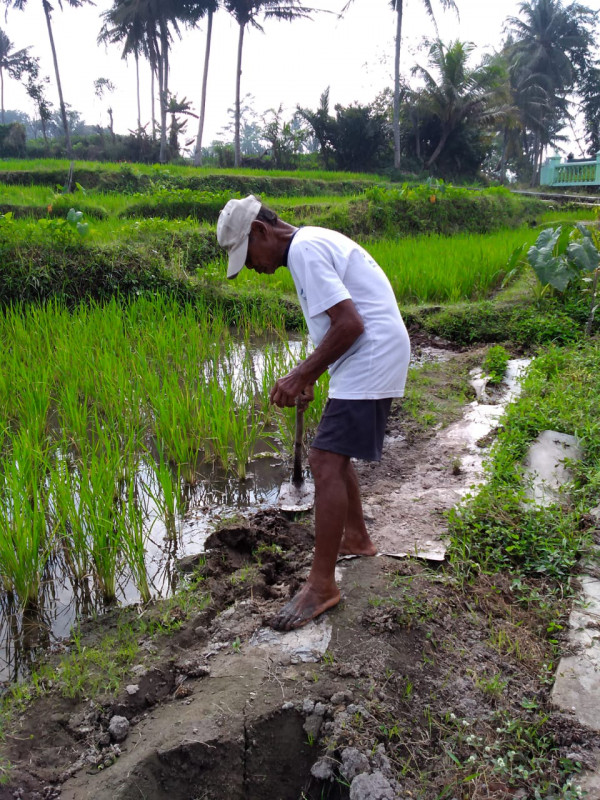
(0, 158), (594, 681)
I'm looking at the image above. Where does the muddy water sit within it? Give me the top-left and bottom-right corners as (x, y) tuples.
(0, 343), (450, 685)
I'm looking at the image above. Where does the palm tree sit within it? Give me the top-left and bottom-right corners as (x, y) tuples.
(3, 0), (94, 157)
(505, 0), (598, 179)
(342, 0), (458, 170)
(224, 0), (316, 167)
(99, 0), (149, 133)
(190, 0), (218, 166)
(0, 28), (35, 124)
(100, 0), (204, 162)
(413, 39), (510, 169)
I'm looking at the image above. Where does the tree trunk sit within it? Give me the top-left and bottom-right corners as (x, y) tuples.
(108, 107), (115, 142)
(530, 131), (539, 187)
(135, 51), (141, 132)
(234, 22), (245, 168)
(158, 22), (169, 164)
(499, 127), (508, 184)
(42, 0), (72, 158)
(393, 2), (404, 170)
(425, 126), (450, 168)
(1, 67), (4, 124)
(151, 66), (156, 139)
(194, 9), (213, 167)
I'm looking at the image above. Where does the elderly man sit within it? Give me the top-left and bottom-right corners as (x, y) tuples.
(217, 195), (410, 631)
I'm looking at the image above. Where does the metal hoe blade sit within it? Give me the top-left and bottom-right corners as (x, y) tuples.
(278, 477), (315, 512)
(277, 403), (315, 512)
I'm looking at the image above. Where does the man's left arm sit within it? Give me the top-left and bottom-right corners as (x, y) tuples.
(269, 299), (364, 408)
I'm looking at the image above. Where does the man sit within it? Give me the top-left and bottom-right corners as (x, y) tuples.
(217, 194), (410, 632)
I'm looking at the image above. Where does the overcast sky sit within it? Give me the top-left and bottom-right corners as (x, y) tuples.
(2, 0), (594, 152)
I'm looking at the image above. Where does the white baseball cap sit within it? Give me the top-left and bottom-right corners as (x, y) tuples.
(217, 194), (262, 279)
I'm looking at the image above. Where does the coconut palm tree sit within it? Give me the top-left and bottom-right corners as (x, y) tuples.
(188, 0), (219, 166)
(224, 0), (317, 167)
(100, 0), (205, 163)
(98, 0), (149, 134)
(0, 28), (36, 124)
(413, 39), (511, 169)
(505, 0), (598, 179)
(342, 0), (458, 170)
(3, 0), (94, 157)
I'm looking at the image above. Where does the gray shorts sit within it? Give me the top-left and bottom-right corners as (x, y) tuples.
(311, 398), (393, 462)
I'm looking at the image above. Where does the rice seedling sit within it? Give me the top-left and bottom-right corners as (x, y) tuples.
(49, 456), (92, 585)
(119, 473), (152, 605)
(142, 446), (181, 541)
(364, 229), (546, 304)
(0, 432), (54, 609)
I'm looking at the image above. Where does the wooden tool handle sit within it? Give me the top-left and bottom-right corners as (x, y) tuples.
(292, 404), (304, 485)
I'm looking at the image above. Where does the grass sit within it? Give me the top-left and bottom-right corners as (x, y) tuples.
(449, 337), (600, 581)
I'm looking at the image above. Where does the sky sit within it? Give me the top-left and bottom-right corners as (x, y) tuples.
(1, 0), (596, 152)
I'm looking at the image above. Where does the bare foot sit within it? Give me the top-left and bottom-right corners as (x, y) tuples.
(338, 531), (377, 557)
(269, 582), (341, 632)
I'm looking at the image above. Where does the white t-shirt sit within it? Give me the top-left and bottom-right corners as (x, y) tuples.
(287, 227), (411, 400)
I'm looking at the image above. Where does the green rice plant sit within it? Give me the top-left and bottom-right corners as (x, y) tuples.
(151, 374), (209, 483)
(119, 472), (152, 605)
(49, 456), (92, 584)
(76, 431), (126, 604)
(365, 228), (545, 304)
(0, 433), (54, 608)
(143, 446), (181, 541)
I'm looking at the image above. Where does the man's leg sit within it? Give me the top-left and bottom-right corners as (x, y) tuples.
(339, 462), (377, 556)
(269, 447), (347, 632)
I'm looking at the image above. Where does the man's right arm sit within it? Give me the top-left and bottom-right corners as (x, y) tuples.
(269, 299), (364, 407)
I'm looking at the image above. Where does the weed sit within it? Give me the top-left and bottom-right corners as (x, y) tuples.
(470, 669), (508, 699)
(483, 344), (510, 384)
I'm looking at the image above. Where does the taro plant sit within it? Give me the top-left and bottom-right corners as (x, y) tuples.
(526, 223), (599, 335)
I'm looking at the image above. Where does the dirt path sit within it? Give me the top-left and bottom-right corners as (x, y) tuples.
(1, 346), (597, 800)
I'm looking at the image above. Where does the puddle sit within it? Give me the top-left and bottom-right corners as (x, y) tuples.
(438, 358), (531, 489)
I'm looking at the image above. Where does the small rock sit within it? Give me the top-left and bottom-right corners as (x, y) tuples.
(108, 715), (130, 743)
(302, 698), (315, 714)
(303, 713), (323, 740)
(313, 702), (327, 717)
(131, 665), (147, 678)
(341, 748), (370, 781)
(331, 690), (352, 705)
(346, 704), (368, 717)
(125, 684), (139, 696)
(311, 758), (335, 781)
(281, 701), (294, 711)
(349, 771), (397, 800)
(371, 744), (392, 777)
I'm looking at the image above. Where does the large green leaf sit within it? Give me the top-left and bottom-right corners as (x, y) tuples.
(567, 237), (600, 273)
(527, 226), (579, 291)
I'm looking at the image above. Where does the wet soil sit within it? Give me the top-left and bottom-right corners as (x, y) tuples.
(1, 344), (597, 800)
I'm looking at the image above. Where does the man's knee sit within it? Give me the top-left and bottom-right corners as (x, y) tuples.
(308, 447), (349, 481)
